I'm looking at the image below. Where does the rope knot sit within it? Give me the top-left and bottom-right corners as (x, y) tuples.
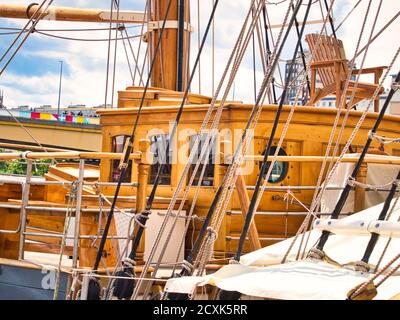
(117, 24), (125, 31)
(307, 247), (325, 261)
(354, 260), (370, 273)
(123, 257), (136, 270)
(70, 180), (79, 197)
(134, 211), (150, 228)
(206, 227), (218, 241)
(347, 176), (356, 187)
(181, 259), (194, 273)
(368, 130), (375, 140)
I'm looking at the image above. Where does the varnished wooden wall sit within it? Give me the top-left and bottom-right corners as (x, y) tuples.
(97, 102), (400, 257)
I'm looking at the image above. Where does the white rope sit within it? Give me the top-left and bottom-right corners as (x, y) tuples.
(369, 131), (400, 145)
(195, 0), (298, 273)
(287, 0), (388, 261)
(347, 176), (399, 191)
(133, 0), (264, 299)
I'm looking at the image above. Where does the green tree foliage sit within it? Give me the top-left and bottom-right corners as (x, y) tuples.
(0, 148), (51, 176)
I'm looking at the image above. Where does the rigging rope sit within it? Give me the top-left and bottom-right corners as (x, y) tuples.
(132, 0), (222, 300)
(373, 194), (400, 273)
(139, 0), (263, 292)
(232, 0), (312, 264)
(334, 0), (362, 33)
(152, 0), (279, 292)
(282, 0), (381, 261)
(358, 170), (400, 269)
(103, 0), (116, 110)
(32, 30), (141, 42)
(0, 0), (48, 64)
(110, 0), (121, 109)
(87, 0), (176, 300)
(312, 0), (391, 253)
(0, 0), (55, 76)
(194, 0), (299, 277)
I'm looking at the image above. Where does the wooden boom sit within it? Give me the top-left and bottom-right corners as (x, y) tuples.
(0, 4), (146, 24)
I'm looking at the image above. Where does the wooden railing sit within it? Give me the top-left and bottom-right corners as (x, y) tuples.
(0, 139), (152, 268)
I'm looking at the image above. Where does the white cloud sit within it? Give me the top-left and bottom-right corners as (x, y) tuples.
(0, 0), (399, 108)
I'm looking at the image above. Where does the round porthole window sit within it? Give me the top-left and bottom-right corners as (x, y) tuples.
(259, 146), (289, 183)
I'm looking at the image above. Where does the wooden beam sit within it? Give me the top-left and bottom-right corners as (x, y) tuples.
(25, 242), (73, 256)
(354, 162), (367, 212)
(235, 172), (262, 251)
(0, 142), (73, 153)
(241, 155), (400, 165)
(269, 19), (334, 29)
(0, 4), (146, 24)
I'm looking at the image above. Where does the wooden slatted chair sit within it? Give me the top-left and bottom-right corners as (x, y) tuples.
(305, 33), (387, 111)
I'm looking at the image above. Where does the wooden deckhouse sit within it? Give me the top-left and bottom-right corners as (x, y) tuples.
(96, 86), (400, 260)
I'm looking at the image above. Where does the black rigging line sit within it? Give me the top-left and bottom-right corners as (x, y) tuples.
(85, 0), (176, 301)
(177, 0), (185, 91)
(111, 0), (221, 300)
(262, 4), (278, 104)
(360, 170), (400, 266)
(0, 25), (141, 32)
(233, 0), (311, 264)
(33, 30), (141, 42)
(323, 0), (337, 38)
(316, 70), (400, 252)
(169, 1), (307, 300)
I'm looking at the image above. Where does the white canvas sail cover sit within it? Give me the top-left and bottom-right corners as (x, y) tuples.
(165, 167), (400, 299)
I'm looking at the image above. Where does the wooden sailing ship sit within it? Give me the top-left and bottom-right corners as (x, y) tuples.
(0, 1), (399, 299)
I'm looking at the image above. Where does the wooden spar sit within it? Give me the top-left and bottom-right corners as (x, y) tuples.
(1, 151), (400, 165)
(269, 19), (334, 29)
(150, 0), (190, 91)
(0, 142), (75, 153)
(0, 4), (146, 24)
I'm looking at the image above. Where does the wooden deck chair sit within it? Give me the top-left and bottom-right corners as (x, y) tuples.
(305, 34), (387, 111)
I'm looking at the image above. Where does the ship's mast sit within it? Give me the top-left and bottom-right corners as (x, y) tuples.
(149, 0), (190, 91)
(0, 1), (191, 91)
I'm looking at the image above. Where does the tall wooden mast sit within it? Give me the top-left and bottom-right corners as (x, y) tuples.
(149, 0), (190, 91)
(0, 2), (191, 92)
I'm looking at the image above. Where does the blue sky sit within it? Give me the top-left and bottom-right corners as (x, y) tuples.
(0, 0), (399, 108)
